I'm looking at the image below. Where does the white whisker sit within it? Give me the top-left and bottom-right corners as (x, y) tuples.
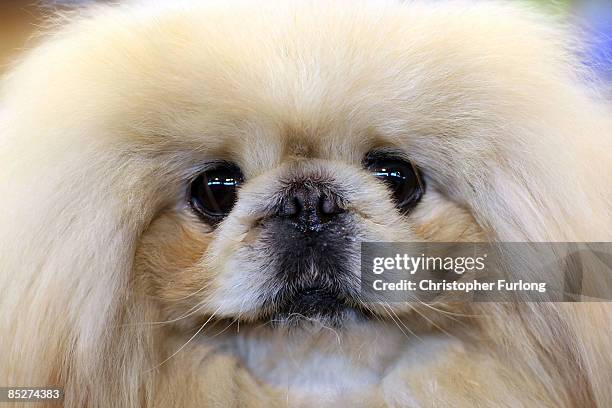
(145, 306), (221, 373)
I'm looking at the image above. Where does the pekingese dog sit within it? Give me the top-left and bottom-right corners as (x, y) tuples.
(0, 0), (611, 407)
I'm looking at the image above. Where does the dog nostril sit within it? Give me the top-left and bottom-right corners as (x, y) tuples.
(281, 195), (302, 217)
(280, 191), (306, 217)
(319, 195), (343, 216)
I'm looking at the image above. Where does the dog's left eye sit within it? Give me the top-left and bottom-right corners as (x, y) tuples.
(189, 163), (244, 222)
(364, 154), (424, 210)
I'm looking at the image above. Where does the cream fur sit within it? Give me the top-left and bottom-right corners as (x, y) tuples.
(0, 1), (611, 407)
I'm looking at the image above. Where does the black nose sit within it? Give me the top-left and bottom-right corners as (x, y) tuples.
(278, 186), (344, 231)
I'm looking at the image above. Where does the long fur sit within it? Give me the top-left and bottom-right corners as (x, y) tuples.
(0, 1), (610, 407)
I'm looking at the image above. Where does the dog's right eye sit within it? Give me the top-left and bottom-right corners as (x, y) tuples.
(189, 164), (244, 222)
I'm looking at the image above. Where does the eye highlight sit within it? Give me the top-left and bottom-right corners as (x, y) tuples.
(189, 163), (244, 222)
(364, 152), (424, 211)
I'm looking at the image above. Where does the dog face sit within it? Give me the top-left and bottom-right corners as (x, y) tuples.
(137, 144), (482, 327)
(123, 1), (503, 328)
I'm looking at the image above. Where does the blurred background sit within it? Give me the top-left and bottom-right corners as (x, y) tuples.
(1, 0), (611, 85)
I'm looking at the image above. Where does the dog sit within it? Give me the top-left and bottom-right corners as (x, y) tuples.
(0, 0), (610, 406)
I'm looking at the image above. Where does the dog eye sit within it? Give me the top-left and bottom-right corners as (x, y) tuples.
(364, 154), (424, 210)
(189, 163), (244, 221)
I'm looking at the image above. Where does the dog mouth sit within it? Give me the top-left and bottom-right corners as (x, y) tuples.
(259, 285), (370, 327)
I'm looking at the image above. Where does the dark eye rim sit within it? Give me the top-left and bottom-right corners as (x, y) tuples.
(363, 150), (425, 211)
(188, 162), (244, 223)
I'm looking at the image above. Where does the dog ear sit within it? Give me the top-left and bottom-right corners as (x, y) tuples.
(463, 73), (612, 406)
(0, 113), (154, 404)
(0, 19), (158, 407)
(402, 5), (612, 406)
(467, 145), (611, 404)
